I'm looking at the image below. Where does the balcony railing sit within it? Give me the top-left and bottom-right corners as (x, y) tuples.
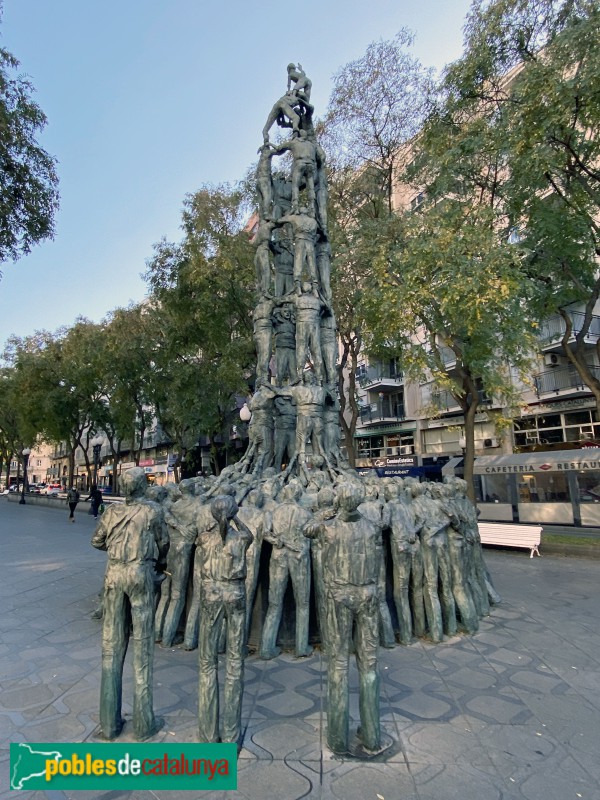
(534, 365), (600, 396)
(359, 401), (406, 425)
(439, 346), (458, 368)
(538, 312), (600, 346)
(430, 388), (493, 411)
(357, 367), (403, 389)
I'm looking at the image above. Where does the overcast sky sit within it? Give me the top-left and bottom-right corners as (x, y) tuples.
(0, 0), (473, 347)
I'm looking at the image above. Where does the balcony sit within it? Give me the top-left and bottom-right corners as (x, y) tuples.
(357, 366), (403, 391)
(538, 312), (600, 349)
(534, 365), (600, 397)
(430, 388), (493, 413)
(439, 346), (458, 369)
(359, 398), (406, 426)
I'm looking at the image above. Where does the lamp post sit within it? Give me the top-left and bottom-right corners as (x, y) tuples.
(19, 448), (31, 505)
(240, 402), (252, 423)
(91, 435), (103, 489)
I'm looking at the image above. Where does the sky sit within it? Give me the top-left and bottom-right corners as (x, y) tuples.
(0, 0), (473, 347)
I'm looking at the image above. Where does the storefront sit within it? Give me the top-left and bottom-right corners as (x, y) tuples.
(356, 455), (425, 480)
(473, 449), (600, 526)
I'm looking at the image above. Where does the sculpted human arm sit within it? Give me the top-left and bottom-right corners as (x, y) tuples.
(91, 513), (110, 551)
(233, 515), (254, 547)
(153, 509), (170, 570)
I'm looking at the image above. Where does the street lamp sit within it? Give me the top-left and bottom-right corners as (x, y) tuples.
(240, 403), (252, 422)
(91, 434), (103, 489)
(19, 448), (31, 505)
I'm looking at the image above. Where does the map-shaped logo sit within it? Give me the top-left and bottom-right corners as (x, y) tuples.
(10, 743), (63, 789)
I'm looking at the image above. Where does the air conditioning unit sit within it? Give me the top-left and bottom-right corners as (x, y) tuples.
(544, 353), (566, 367)
(483, 437), (499, 448)
(399, 445), (415, 455)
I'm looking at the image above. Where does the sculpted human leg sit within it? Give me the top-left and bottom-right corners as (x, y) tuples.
(260, 552), (289, 659)
(355, 592), (381, 752)
(160, 541), (193, 647)
(389, 540), (413, 645)
(99, 570), (128, 739)
(289, 553), (312, 657)
(420, 536), (444, 642)
(326, 595), (353, 754)
(129, 567), (160, 739)
(198, 594), (225, 743)
(183, 549), (202, 650)
(222, 591), (246, 743)
(410, 543), (427, 637)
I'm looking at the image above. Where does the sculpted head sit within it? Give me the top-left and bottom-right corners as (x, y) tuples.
(122, 467), (147, 499)
(317, 486), (335, 509)
(282, 480), (303, 503)
(179, 478), (197, 496)
(383, 483), (399, 502)
(336, 481), (366, 513)
(146, 485), (167, 503)
(302, 369), (316, 386)
(246, 488), (264, 509)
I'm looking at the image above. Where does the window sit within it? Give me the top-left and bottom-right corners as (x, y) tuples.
(514, 408), (600, 448)
(410, 192), (425, 211)
(518, 472), (569, 503)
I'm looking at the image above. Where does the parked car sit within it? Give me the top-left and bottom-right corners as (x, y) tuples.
(43, 483), (62, 496)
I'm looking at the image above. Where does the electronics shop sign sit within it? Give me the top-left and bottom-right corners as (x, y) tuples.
(481, 460), (600, 475)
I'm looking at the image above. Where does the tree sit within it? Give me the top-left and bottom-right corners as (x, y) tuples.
(101, 304), (159, 487)
(399, 0), (600, 489)
(321, 32), (433, 463)
(323, 29), (433, 212)
(0, 366), (24, 487)
(0, 5), (59, 267)
(4, 321), (107, 489)
(363, 201), (536, 498)
(350, 9), (549, 497)
(144, 183), (256, 474)
(484, 0), (600, 408)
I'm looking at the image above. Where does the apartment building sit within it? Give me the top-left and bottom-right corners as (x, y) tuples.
(354, 297), (600, 527)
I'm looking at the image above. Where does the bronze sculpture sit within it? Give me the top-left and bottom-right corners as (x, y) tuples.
(197, 495), (253, 744)
(91, 467), (169, 740)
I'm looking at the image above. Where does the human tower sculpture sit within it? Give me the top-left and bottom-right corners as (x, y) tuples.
(92, 64), (499, 758)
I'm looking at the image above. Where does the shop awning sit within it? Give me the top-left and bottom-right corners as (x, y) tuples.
(474, 449), (600, 475)
(442, 457), (464, 476)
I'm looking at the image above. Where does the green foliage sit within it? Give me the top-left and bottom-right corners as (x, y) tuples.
(323, 29), (433, 210)
(438, 0), (600, 410)
(143, 183), (255, 458)
(0, 17), (59, 266)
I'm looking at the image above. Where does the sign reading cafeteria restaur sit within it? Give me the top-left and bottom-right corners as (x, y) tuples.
(474, 449), (600, 475)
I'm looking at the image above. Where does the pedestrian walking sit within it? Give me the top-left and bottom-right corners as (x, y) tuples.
(66, 486), (80, 522)
(86, 484), (103, 519)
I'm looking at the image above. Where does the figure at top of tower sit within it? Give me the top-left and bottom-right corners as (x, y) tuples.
(287, 62), (312, 103)
(262, 64), (314, 144)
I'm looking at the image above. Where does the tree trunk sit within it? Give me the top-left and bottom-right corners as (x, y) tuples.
(338, 330), (362, 467)
(462, 398), (479, 504)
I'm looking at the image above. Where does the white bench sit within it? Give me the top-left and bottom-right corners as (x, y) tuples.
(478, 522), (542, 558)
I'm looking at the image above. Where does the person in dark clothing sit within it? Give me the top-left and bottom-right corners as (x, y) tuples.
(66, 486), (80, 522)
(86, 485), (103, 519)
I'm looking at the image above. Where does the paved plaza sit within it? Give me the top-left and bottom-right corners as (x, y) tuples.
(1, 498), (599, 799)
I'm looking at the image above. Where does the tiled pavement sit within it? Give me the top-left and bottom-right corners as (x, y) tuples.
(1, 498), (599, 799)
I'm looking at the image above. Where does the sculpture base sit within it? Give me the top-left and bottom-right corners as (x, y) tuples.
(347, 730), (394, 759)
